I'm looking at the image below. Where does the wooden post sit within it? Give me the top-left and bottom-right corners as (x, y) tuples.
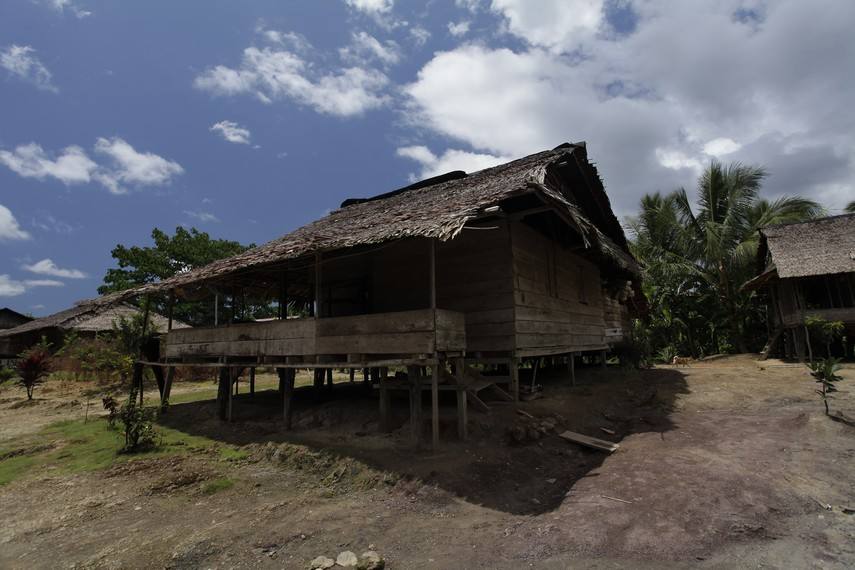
(214, 293), (219, 326)
(456, 388), (468, 440)
(227, 368), (234, 422)
(326, 368), (333, 389)
(600, 349), (607, 368)
(167, 290), (175, 331)
(569, 352), (576, 386)
(161, 366), (175, 411)
(379, 368), (390, 433)
(349, 368), (355, 383)
(313, 368), (324, 400)
(314, 252), (322, 318)
(132, 362), (144, 405)
(249, 367), (255, 395)
(509, 357), (520, 401)
(217, 367), (229, 421)
(431, 363), (440, 448)
(278, 368), (295, 430)
(429, 238), (437, 310)
(407, 365), (422, 445)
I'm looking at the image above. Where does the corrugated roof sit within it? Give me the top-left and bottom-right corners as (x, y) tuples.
(761, 213), (855, 279)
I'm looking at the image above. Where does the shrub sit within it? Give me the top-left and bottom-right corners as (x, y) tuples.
(118, 386), (159, 452)
(656, 345), (678, 365)
(16, 346), (52, 400)
(807, 357), (844, 416)
(805, 316), (845, 358)
(0, 366), (15, 385)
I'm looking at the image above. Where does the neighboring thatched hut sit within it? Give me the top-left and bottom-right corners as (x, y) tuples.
(79, 142), (643, 445)
(0, 302), (186, 359)
(744, 213), (855, 359)
(0, 307), (32, 330)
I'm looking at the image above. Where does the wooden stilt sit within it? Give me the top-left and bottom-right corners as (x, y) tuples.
(456, 388), (468, 440)
(227, 368), (234, 422)
(431, 363), (440, 449)
(600, 349), (608, 368)
(152, 365), (165, 399)
(326, 368), (333, 388)
(509, 357), (520, 401)
(362, 367), (370, 384)
(217, 367), (229, 421)
(349, 368), (355, 383)
(407, 365), (422, 444)
(161, 366), (175, 411)
(569, 352), (576, 386)
(249, 367), (255, 395)
(313, 369), (324, 400)
(278, 368), (295, 430)
(379, 368), (390, 433)
(132, 363), (144, 406)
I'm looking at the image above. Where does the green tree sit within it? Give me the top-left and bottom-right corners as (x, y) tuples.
(98, 227), (253, 326)
(629, 161), (822, 355)
(845, 201), (855, 213)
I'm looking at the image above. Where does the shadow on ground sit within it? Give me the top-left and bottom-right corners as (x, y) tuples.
(156, 364), (690, 515)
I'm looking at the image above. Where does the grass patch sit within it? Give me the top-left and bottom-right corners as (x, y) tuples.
(0, 416), (247, 487)
(200, 476), (234, 494)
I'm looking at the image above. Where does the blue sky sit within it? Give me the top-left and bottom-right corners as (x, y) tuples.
(1, 0), (853, 316)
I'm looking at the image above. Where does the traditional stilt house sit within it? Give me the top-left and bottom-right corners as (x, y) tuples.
(744, 213), (855, 359)
(90, 143), (642, 445)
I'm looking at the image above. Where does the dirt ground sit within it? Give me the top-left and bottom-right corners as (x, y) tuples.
(0, 355), (853, 569)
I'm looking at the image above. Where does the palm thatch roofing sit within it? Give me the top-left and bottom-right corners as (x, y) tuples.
(762, 214), (855, 279)
(84, 142), (639, 308)
(0, 303), (188, 339)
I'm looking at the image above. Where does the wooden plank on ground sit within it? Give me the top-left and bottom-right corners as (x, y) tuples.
(558, 430), (619, 453)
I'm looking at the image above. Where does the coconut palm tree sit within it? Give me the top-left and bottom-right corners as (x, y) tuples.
(630, 161), (822, 354)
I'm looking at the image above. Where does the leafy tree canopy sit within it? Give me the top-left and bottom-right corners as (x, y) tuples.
(98, 227), (254, 326)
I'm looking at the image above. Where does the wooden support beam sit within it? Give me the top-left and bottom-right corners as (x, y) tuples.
(407, 365), (422, 444)
(454, 357), (467, 440)
(132, 362), (144, 406)
(217, 367), (229, 421)
(160, 366), (175, 411)
(249, 367), (255, 395)
(167, 290), (175, 332)
(227, 367), (235, 422)
(379, 368), (390, 433)
(313, 368), (325, 401)
(326, 368), (333, 388)
(152, 365), (166, 399)
(600, 349), (608, 368)
(509, 357), (520, 401)
(314, 252), (322, 317)
(569, 352), (576, 386)
(278, 368), (295, 430)
(431, 363), (440, 449)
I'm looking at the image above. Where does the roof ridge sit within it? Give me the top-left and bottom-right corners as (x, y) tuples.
(762, 212), (855, 231)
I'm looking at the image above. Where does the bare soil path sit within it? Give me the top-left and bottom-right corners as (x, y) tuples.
(0, 355), (853, 569)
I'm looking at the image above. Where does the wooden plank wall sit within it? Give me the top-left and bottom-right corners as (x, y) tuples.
(511, 221), (607, 356)
(436, 227), (515, 353)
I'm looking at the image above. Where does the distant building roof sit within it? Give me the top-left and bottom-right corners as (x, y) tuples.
(0, 302), (188, 339)
(761, 213), (855, 279)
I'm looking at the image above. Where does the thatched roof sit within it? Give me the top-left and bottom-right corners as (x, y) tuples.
(0, 303), (188, 339)
(85, 142), (639, 307)
(761, 213), (855, 279)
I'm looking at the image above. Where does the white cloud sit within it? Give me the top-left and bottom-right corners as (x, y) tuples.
(255, 26), (312, 53)
(490, 0), (604, 52)
(0, 138), (182, 194)
(194, 47), (390, 117)
(448, 21), (471, 37)
(0, 274), (65, 297)
(0, 205), (31, 241)
(30, 212), (76, 234)
(397, 145), (510, 179)
(210, 120), (252, 145)
(47, 0), (92, 18)
(0, 45), (57, 92)
(92, 137), (184, 194)
(455, 0), (481, 12)
(23, 258), (87, 279)
(703, 137), (742, 157)
(409, 26), (431, 47)
(184, 210), (219, 223)
(403, 1), (855, 213)
(339, 32), (401, 66)
(345, 0), (393, 14)
(0, 143), (96, 184)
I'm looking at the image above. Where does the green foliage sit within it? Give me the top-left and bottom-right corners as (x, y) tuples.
(0, 366), (15, 384)
(118, 386), (159, 453)
(845, 201), (855, 213)
(628, 160), (823, 358)
(807, 357), (844, 415)
(805, 316), (845, 358)
(98, 227), (257, 325)
(111, 312), (159, 356)
(55, 332), (135, 384)
(15, 346), (52, 400)
(201, 477), (235, 494)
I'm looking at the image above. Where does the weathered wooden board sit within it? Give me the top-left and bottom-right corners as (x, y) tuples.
(558, 430), (619, 452)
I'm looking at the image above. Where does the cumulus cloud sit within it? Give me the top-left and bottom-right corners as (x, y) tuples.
(23, 258), (87, 279)
(194, 46), (390, 117)
(339, 31), (401, 66)
(0, 138), (182, 194)
(210, 120), (252, 145)
(255, 26), (312, 53)
(402, 1), (855, 213)
(344, 0), (393, 14)
(0, 274), (64, 297)
(397, 145), (510, 179)
(0, 204), (31, 241)
(409, 26), (431, 47)
(447, 21), (471, 37)
(0, 45), (57, 92)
